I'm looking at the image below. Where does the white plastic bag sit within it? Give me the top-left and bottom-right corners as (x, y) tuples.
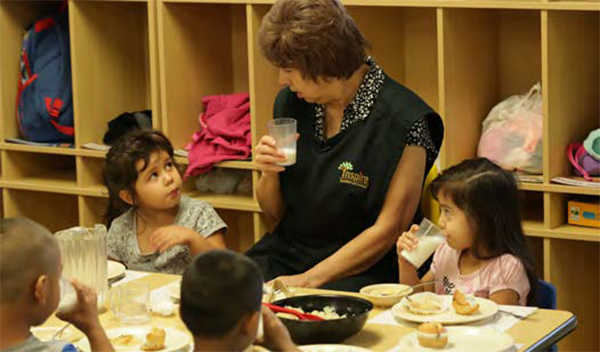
(477, 82), (543, 174)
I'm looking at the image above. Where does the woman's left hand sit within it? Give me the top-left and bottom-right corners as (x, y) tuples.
(150, 225), (196, 253)
(269, 274), (317, 288)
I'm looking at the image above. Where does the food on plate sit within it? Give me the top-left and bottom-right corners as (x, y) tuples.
(278, 306), (347, 320)
(110, 334), (141, 347)
(417, 322), (448, 348)
(452, 289), (480, 315)
(405, 293), (446, 315)
(141, 327), (166, 351)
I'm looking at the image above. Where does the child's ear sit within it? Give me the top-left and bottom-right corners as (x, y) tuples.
(241, 311), (260, 339)
(34, 275), (49, 305)
(119, 190), (134, 205)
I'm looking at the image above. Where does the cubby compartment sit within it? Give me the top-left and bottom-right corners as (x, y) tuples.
(79, 196), (109, 228)
(158, 2), (248, 150)
(183, 168), (258, 212)
(0, 1), (65, 141)
(3, 189), (78, 232)
(545, 11), (599, 180)
(78, 156), (107, 195)
(548, 239), (600, 352)
(546, 192), (600, 241)
(348, 7), (439, 110)
(521, 191), (545, 230)
(69, 0), (155, 147)
(217, 209), (256, 253)
(2, 151), (77, 192)
(525, 236), (545, 279)
(441, 9), (542, 167)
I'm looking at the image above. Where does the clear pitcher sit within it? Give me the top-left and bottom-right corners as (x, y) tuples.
(55, 225), (108, 307)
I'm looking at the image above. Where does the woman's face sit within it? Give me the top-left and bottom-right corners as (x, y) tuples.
(278, 68), (335, 104)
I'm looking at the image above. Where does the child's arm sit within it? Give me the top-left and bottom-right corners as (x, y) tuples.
(150, 226), (225, 256)
(489, 289), (520, 305)
(56, 281), (115, 352)
(397, 225), (435, 292)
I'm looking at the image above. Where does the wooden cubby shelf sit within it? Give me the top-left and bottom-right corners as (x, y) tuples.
(0, 1), (598, 350)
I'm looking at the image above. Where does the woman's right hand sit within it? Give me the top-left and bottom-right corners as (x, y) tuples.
(255, 135), (287, 173)
(396, 224), (420, 256)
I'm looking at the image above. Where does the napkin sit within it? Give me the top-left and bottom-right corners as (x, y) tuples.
(150, 288), (176, 316)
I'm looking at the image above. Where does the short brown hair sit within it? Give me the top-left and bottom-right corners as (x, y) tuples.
(259, 0), (369, 81)
(0, 218), (60, 303)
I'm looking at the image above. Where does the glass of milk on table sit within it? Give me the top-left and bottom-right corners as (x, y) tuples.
(268, 118), (297, 166)
(401, 218), (445, 268)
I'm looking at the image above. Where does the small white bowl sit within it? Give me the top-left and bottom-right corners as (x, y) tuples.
(360, 283), (413, 307)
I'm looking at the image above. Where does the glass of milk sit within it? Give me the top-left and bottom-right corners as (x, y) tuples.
(57, 278), (78, 314)
(401, 218), (445, 268)
(268, 118), (297, 166)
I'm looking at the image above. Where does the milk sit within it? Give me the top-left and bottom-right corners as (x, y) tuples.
(401, 235), (444, 268)
(277, 148), (297, 166)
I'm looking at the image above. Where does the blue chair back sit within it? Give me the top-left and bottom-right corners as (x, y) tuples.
(536, 279), (557, 309)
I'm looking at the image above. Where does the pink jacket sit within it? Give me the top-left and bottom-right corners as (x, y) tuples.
(184, 93), (251, 178)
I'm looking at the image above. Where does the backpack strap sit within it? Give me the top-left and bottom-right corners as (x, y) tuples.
(45, 97), (74, 136)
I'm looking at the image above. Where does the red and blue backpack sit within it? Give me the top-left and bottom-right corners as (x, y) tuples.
(17, 2), (74, 143)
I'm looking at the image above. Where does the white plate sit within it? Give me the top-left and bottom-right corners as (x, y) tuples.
(31, 326), (80, 343)
(392, 294), (498, 324)
(75, 326), (190, 352)
(108, 260), (126, 281)
(166, 280), (182, 302)
(396, 326), (514, 352)
(300, 344), (374, 352)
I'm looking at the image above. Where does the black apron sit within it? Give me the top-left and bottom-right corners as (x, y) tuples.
(247, 75), (443, 291)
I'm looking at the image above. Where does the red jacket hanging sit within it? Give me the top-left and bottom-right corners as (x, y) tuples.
(185, 92), (251, 178)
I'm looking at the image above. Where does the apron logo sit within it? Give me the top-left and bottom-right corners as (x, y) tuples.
(338, 161), (369, 189)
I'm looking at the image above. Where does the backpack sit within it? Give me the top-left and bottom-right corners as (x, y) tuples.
(17, 2), (74, 143)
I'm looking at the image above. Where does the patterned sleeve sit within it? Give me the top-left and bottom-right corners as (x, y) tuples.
(106, 215), (130, 262)
(186, 201), (228, 238)
(406, 117), (439, 164)
(106, 227), (122, 261)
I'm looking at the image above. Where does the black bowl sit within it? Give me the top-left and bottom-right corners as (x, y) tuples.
(271, 294), (373, 345)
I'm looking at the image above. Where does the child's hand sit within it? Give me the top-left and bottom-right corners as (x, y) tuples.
(397, 224), (420, 256)
(150, 225), (196, 253)
(56, 280), (101, 334)
(257, 306), (299, 352)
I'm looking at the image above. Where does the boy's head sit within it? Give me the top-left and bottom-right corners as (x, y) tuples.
(180, 250), (263, 350)
(0, 218), (62, 325)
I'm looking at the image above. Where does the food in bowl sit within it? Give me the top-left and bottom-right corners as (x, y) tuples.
(404, 292), (447, 315)
(360, 284), (413, 307)
(141, 327), (166, 351)
(278, 306), (347, 320)
(271, 295), (373, 345)
(370, 288), (404, 296)
(452, 289), (480, 315)
(417, 322), (448, 348)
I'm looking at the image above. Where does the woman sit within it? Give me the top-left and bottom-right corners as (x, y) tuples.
(247, 0), (444, 291)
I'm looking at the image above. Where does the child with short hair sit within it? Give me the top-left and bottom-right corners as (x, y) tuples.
(0, 218), (114, 352)
(397, 158), (537, 305)
(103, 130), (227, 274)
(180, 250), (299, 352)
